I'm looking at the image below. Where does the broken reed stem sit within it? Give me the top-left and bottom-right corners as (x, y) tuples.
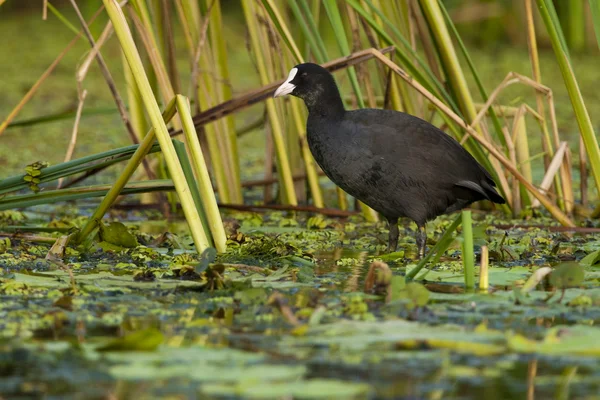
(531, 142), (568, 208)
(527, 359), (537, 400)
(176, 95), (227, 253)
(76, 21), (114, 82)
(479, 245), (489, 291)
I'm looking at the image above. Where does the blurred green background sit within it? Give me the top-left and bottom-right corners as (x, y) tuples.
(1, 0), (599, 183)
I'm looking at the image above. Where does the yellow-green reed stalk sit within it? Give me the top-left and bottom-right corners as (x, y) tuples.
(461, 210), (474, 290)
(241, 0), (297, 205)
(175, 0), (239, 204)
(196, 54), (235, 204)
(406, 215), (462, 281)
(524, 0), (553, 170)
(257, 3), (302, 204)
(76, 98), (177, 245)
(524, 0), (568, 211)
(287, 0), (349, 210)
(374, 0), (414, 114)
(591, 0), (600, 50)
(160, 0), (181, 95)
(1, 180), (175, 211)
(262, 0), (318, 204)
(321, 1), (378, 221)
(271, 1), (325, 207)
(102, 0), (210, 251)
(322, 0), (365, 109)
(536, 0), (600, 199)
(172, 139), (213, 244)
(418, 0), (510, 206)
(122, 51), (147, 141)
(149, 0), (166, 60)
(174, 0), (201, 52)
(512, 107), (532, 207)
(566, 0), (586, 52)
(176, 95), (227, 253)
(203, 0), (242, 202)
(128, 0), (179, 129)
(479, 245), (489, 292)
(419, 0), (478, 120)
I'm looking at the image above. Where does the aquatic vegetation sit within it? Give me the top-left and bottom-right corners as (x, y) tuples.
(1, 207), (599, 398)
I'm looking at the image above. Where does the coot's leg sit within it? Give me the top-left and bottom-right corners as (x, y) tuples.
(387, 218), (399, 252)
(416, 225), (427, 259)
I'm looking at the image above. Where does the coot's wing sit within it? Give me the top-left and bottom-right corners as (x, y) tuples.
(344, 110), (483, 181)
(343, 109), (503, 204)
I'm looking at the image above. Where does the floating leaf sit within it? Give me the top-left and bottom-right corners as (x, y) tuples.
(99, 221), (138, 248)
(550, 262), (585, 288)
(399, 282), (430, 308)
(580, 249), (600, 267)
(97, 328), (164, 352)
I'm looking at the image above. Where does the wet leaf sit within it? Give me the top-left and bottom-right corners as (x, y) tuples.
(580, 249), (600, 267)
(99, 221), (138, 248)
(97, 328), (164, 352)
(550, 262), (585, 288)
(399, 282), (430, 308)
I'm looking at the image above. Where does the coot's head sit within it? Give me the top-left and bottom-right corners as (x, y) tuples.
(274, 63), (343, 114)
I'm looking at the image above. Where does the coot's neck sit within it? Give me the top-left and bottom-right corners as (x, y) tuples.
(303, 84), (345, 120)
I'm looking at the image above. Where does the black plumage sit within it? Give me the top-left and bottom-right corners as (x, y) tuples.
(274, 63), (505, 257)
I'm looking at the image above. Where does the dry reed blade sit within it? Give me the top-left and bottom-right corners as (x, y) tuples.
(58, 89), (88, 189)
(531, 142), (569, 208)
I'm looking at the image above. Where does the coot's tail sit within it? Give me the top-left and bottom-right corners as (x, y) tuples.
(455, 179), (506, 204)
(481, 180), (506, 204)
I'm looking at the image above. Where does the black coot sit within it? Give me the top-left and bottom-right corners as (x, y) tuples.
(274, 63), (505, 257)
